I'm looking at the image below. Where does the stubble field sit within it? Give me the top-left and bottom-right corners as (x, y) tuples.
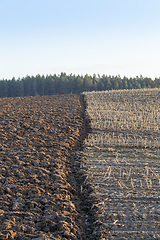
(83, 88), (160, 239)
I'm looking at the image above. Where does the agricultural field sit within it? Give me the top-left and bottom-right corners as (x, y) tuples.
(83, 88), (160, 239)
(0, 89), (159, 240)
(0, 94), (96, 240)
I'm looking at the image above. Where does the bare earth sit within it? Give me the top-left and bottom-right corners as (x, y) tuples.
(0, 95), (96, 240)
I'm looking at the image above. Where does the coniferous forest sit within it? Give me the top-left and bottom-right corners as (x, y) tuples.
(0, 73), (160, 98)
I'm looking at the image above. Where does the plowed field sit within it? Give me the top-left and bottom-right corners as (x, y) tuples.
(0, 95), (96, 240)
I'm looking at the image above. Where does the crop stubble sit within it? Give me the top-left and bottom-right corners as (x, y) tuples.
(83, 89), (160, 239)
(0, 95), (96, 240)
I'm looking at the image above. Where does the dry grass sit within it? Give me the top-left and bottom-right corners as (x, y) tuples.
(83, 88), (160, 239)
(84, 88), (160, 148)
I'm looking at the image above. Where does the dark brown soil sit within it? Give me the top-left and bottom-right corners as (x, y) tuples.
(0, 94), (99, 240)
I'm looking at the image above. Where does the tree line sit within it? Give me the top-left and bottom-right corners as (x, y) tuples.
(0, 73), (160, 98)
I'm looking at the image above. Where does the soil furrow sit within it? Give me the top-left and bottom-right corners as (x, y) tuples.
(0, 94), (98, 240)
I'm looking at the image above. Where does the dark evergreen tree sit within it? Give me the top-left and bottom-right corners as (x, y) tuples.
(0, 73), (160, 98)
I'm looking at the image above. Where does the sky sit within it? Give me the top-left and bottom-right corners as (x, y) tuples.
(0, 0), (160, 80)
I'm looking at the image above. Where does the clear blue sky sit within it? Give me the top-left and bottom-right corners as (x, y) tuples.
(0, 0), (160, 79)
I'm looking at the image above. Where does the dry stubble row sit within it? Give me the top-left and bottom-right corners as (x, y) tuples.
(83, 89), (160, 239)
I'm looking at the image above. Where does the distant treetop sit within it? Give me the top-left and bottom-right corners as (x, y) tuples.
(0, 73), (159, 98)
